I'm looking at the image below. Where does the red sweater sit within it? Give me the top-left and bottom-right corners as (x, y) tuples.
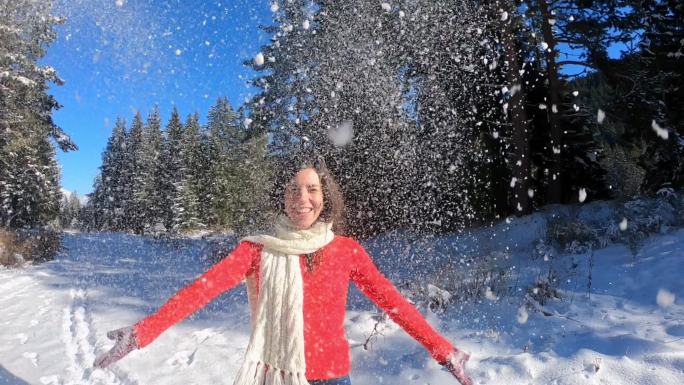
(134, 235), (455, 380)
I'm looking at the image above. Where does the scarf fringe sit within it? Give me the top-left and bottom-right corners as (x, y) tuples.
(234, 360), (310, 385)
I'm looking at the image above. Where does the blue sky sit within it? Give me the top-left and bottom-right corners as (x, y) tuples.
(45, 0), (272, 196)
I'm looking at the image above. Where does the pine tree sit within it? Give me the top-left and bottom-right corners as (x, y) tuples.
(59, 191), (82, 229)
(159, 108), (185, 231)
(205, 98), (242, 229)
(143, 106), (165, 231)
(124, 112), (148, 233)
(0, 0), (75, 228)
(172, 113), (203, 231)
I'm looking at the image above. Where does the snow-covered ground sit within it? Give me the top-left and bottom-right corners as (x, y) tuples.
(1, 216), (683, 384)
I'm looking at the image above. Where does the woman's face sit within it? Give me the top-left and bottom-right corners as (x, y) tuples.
(284, 168), (324, 230)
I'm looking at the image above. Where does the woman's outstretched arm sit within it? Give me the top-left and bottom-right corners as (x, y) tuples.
(348, 240), (473, 384)
(348, 239), (455, 363)
(133, 241), (260, 347)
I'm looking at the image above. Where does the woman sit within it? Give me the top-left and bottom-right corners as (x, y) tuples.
(94, 157), (473, 385)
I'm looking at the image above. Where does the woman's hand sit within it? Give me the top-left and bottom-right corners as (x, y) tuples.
(442, 348), (474, 385)
(94, 326), (139, 369)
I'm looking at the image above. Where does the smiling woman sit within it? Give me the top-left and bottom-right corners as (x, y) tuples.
(94, 153), (473, 385)
(284, 169), (325, 230)
(276, 156), (346, 234)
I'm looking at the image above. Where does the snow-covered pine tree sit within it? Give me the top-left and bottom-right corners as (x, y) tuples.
(143, 106), (165, 232)
(205, 97), (242, 230)
(171, 113), (203, 231)
(245, 0), (314, 154)
(309, 0), (424, 235)
(0, 0), (76, 228)
(226, 107), (272, 234)
(395, 0), (495, 230)
(90, 118), (128, 231)
(124, 112), (149, 233)
(59, 191), (82, 229)
(159, 108), (185, 231)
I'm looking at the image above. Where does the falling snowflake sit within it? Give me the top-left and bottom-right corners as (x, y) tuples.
(501, 11), (508, 21)
(517, 306), (528, 324)
(651, 120), (668, 140)
(597, 109), (606, 124)
(619, 218), (628, 231)
(485, 287), (499, 301)
(254, 52), (264, 66)
(381, 3), (391, 12)
(328, 120), (354, 147)
(578, 188), (587, 203)
(656, 289), (675, 308)
(174, 49), (182, 56)
(270, 2), (279, 12)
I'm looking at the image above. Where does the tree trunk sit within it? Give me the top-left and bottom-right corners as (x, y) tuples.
(503, 4), (532, 215)
(538, 0), (563, 203)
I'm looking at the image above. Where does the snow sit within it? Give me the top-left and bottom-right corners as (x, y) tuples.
(328, 120), (354, 147)
(651, 120), (669, 140)
(253, 52), (264, 66)
(1, 212), (684, 384)
(619, 218), (628, 231)
(597, 109), (606, 124)
(0, 71), (36, 87)
(656, 289), (675, 308)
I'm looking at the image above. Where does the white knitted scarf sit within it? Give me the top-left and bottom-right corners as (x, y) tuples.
(234, 216), (334, 385)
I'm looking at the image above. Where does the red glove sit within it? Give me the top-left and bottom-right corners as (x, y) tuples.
(442, 348), (474, 385)
(94, 326), (139, 369)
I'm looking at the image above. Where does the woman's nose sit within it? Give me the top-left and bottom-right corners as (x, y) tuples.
(296, 189), (309, 201)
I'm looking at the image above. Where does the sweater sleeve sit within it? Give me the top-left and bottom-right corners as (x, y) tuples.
(134, 241), (260, 348)
(349, 240), (455, 364)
